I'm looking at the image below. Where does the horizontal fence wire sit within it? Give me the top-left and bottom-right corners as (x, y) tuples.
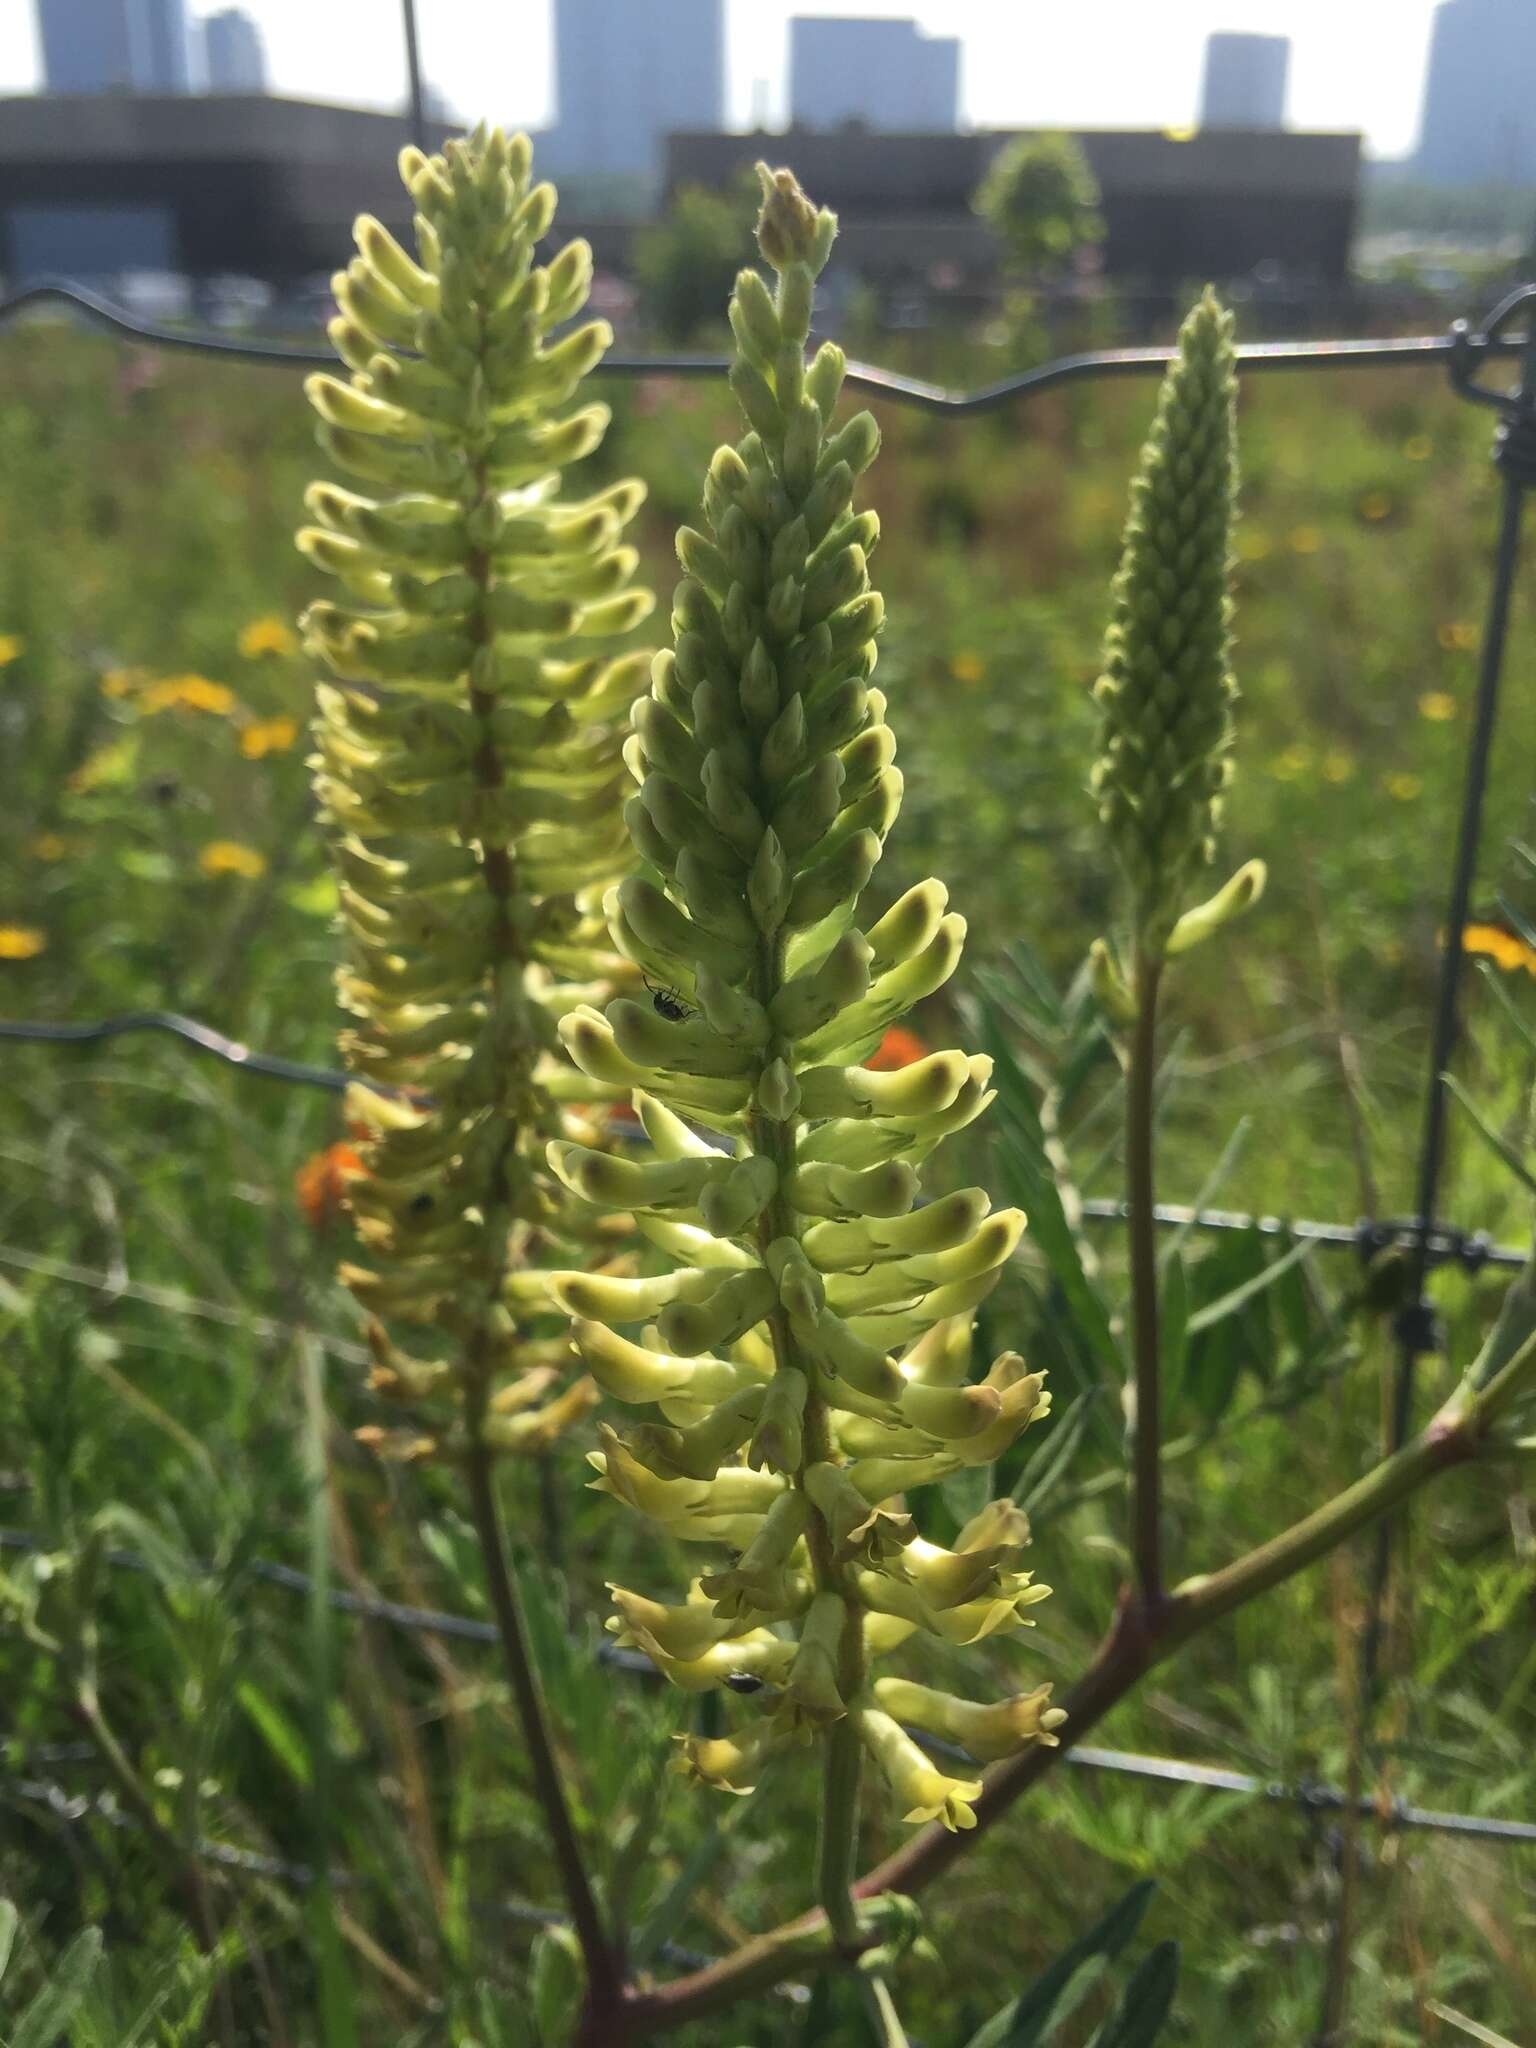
(3, 1526), (1533, 1849)
(2, 1009), (1526, 1271)
(0, 279), (1530, 412)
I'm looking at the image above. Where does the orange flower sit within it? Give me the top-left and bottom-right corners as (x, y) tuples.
(1461, 923), (1536, 976)
(866, 1025), (928, 1071)
(0, 924), (47, 960)
(240, 715), (299, 758)
(238, 616), (299, 660)
(199, 840), (267, 879)
(295, 1142), (366, 1231)
(140, 674), (238, 717)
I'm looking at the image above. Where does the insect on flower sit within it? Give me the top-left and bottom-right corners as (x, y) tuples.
(644, 976), (693, 1022)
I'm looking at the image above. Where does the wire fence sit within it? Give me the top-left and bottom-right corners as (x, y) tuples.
(3, 276), (1536, 2015)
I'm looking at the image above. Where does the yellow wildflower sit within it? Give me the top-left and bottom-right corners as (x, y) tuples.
(240, 715), (299, 759)
(1404, 434), (1433, 461)
(1269, 744), (1312, 781)
(1385, 772), (1423, 802)
(1237, 529), (1272, 562)
(1288, 525), (1323, 555)
(1460, 924), (1536, 975)
(199, 840), (267, 880)
(1359, 491), (1394, 522)
(29, 833), (71, 861)
(0, 925), (47, 960)
(238, 616), (299, 660)
(1323, 750), (1356, 784)
(1419, 691), (1457, 722)
(949, 650), (984, 684)
(140, 674), (238, 717)
(0, 634), (24, 666)
(1437, 621), (1478, 653)
(100, 666), (148, 698)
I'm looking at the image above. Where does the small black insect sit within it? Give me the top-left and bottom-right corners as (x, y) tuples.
(409, 1192), (435, 1216)
(644, 975), (692, 1023)
(723, 1672), (765, 1695)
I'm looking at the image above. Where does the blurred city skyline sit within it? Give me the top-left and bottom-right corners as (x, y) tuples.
(1, 0), (1452, 160)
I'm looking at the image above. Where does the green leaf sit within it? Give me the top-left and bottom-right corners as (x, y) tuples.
(1423, 2003), (1521, 2048)
(1184, 1234), (1315, 1338)
(1444, 1075), (1536, 1198)
(234, 1679), (312, 1789)
(1091, 1940), (1179, 2047)
(960, 1882), (1156, 2048)
(12, 1928), (105, 2048)
(980, 998), (1122, 1383)
(0, 1899), (17, 1986)
(632, 1778), (771, 1968)
(1012, 1387), (1099, 1518)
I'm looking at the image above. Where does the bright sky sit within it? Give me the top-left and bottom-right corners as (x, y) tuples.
(0, 0), (1446, 160)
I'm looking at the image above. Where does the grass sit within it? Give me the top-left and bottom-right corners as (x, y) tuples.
(1, 314), (1534, 2045)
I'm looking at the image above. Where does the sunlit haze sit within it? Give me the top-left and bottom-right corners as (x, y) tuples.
(0, 0), (1446, 160)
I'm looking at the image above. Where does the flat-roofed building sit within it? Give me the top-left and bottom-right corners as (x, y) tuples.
(0, 94), (457, 285)
(666, 126), (1361, 292)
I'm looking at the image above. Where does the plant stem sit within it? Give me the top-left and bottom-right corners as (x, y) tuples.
(818, 1716), (865, 1949)
(462, 1436), (623, 2026)
(633, 1332), (1536, 2030)
(1127, 948), (1165, 1611)
(864, 1973), (913, 2047)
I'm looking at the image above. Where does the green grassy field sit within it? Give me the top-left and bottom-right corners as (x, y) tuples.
(2, 318), (1534, 2045)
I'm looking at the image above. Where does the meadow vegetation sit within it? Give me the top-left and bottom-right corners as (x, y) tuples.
(1, 263), (1534, 2044)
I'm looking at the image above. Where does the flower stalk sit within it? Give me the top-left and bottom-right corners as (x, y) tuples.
(551, 167), (1059, 1963)
(299, 124), (652, 2019)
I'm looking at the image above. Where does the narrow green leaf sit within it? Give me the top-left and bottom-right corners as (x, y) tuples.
(1161, 1116), (1251, 1268)
(0, 1897), (18, 1984)
(234, 1679), (312, 1789)
(1444, 1074), (1536, 1198)
(632, 1779), (770, 1968)
(1185, 1234), (1315, 1337)
(1424, 2003), (1520, 2048)
(960, 1882), (1156, 2048)
(12, 1928), (105, 2048)
(1091, 1940), (1180, 2047)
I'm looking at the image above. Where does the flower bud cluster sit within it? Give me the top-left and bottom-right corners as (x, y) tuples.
(1090, 289), (1239, 954)
(299, 127), (653, 1455)
(550, 167), (1061, 1832)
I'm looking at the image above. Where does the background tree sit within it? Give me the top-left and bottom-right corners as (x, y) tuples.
(974, 131), (1104, 280)
(634, 173), (759, 343)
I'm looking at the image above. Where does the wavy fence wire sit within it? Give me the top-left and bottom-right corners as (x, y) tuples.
(2, 274), (1535, 2001)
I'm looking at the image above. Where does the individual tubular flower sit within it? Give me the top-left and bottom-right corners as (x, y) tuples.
(299, 125), (653, 1453)
(550, 166), (1057, 1831)
(1089, 289), (1262, 958)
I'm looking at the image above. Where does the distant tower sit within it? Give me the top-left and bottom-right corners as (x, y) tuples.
(1417, 0), (1536, 184)
(789, 16), (960, 131)
(130, 0), (191, 90)
(1199, 33), (1290, 129)
(36, 0), (135, 91)
(36, 0), (190, 91)
(201, 5), (267, 91)
(550, 0), (725, 186)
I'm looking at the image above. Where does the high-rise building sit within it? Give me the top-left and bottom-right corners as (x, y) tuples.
(133, 0), (191, 91)
(200, 6), (267, 92)
(789, 17), (960, 132)
(36, 0), (135, 90)
(1199, 33), (1290, 129)
(549, 0), (724, 187)
(35, 0), (190, 92)
(1416, 0), (1536, 185)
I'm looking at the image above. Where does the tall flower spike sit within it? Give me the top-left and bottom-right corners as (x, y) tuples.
(1090, 290), (1260, 957)
(299, 126), (653, 1456)
(550, 167), (1056, 1844)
